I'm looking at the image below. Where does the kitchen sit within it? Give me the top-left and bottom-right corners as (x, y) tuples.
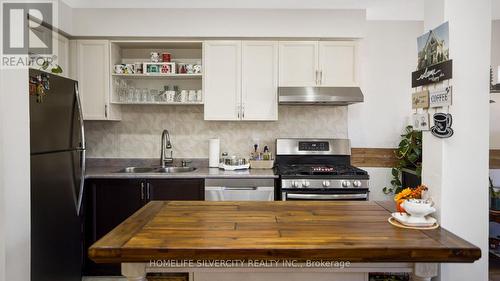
(0, 1), (496, 281)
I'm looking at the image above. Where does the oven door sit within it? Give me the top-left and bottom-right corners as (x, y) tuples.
(282, 190), (369, 201)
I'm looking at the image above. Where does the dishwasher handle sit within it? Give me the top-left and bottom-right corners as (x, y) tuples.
(223, 186), (258, 190)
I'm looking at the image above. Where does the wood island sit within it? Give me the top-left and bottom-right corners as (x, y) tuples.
(89, 201), (481, 281)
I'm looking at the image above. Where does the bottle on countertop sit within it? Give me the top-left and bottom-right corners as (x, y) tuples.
(263, 146), (272, 160)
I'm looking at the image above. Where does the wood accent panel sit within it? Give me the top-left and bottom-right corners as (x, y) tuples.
(491, 150), (500, 169)
(351, 148), (500, 169)
(351, 148), (398, 168)
(89, 201), (480, 264)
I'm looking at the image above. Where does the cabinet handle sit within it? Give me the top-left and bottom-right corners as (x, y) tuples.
(104, 104), (108, 118)
(237, 105), (240, 119)
(242, 105), (245, 119)
(320, 70), (323, 84)
(315, 70), (319, 85)
(140, 182), (145, 200)
(146, 182), (151, 200)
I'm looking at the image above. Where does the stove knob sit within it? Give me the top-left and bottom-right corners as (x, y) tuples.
(353, 180), (362, 187)
(342, 181), (351, 188)
(302, 180), (310, 188)
(291, 181), (299, 188)
(322, 180), (331, 187)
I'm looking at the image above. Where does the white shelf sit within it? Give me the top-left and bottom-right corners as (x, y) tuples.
(112, 73), (202, 79)
(112, 101), (203, 105)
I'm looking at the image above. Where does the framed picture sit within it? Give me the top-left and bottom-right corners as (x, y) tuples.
(417, 22), (449, 71)
(412, 22), (452, 87)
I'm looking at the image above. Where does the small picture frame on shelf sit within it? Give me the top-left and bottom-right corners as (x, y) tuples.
(143, 62), (176, 75)
(160, 63), (175, 74)
(145, 63), (160, 74)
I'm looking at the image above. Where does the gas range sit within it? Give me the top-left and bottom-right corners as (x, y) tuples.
(274, 138), (370, 200)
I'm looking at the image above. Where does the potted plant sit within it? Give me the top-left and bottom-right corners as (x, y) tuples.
(383, 126), (422, 195)
(490, 178), (500, 211)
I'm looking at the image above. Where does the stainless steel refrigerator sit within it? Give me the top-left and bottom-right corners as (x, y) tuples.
(29, 69), (85, 281)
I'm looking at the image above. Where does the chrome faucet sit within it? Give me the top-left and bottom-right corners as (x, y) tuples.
(160, 129), (173, 167)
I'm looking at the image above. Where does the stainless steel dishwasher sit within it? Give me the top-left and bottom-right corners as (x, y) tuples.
(205, 179), (275, 201)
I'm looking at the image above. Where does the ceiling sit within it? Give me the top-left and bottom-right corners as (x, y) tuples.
(61, 0), (500, 21)
(61, 0), (425, 20)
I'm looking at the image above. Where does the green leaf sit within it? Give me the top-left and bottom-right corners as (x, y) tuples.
(51, 65), (62, 74)
(391, 168), (399, 177)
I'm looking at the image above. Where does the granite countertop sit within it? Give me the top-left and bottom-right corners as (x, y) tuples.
(84, 158), (278, 179)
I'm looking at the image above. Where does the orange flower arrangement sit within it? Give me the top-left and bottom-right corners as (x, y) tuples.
(394, 185), (428, 212)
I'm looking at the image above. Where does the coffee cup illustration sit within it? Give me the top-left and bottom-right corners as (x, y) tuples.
(431, 113), (454, 138)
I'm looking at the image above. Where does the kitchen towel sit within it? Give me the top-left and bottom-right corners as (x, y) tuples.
(209, 138), (220, 167)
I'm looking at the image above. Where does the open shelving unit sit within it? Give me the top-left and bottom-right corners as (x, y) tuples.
(112, 73), (202, 79)
(110, 40), (203, 105)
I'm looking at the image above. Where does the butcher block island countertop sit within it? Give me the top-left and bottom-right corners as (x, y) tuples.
(89, 201), (481, 263)
(89, 201), (480, 264)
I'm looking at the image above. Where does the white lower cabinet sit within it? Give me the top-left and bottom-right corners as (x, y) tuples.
(74, 40), (120, 121)
(203, 40), (278, 121)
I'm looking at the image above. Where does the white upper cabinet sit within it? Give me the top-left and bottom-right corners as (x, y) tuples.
(203, 41), (242, 120)
(241, 41), (278, 121)
(279, 41), (319, 87)
(51, 33), (69, 78)
(279, 41), (357, 87)
(204, 40), (278, 121)
(319, 41), (357, 86)
(75, 40), (120, 121)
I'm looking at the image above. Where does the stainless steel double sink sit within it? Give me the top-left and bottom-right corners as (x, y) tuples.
(118, 166), (197, 173)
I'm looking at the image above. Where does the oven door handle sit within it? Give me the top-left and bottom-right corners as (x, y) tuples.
(286, 193), (368, 200)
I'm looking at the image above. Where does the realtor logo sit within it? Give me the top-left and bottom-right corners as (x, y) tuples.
(2, 2), (53, 55)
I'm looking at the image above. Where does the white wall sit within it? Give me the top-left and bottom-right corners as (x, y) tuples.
(423, 1), (490, 281)
(0, 69), (30, 281)
(350, 20), (423, 200)
(491, 21), (500, 149)
(0, 2), (31, 281)
(350, 21), (422, 148)
(70, 9), (366, 38)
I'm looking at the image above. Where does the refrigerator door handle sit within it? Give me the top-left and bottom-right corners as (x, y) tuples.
(76, 149), (86, 216)
(75, 83), (85, 150)
(74, 83), (86, 216)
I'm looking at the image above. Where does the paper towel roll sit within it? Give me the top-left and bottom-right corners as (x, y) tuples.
(209, 138), (220, 167)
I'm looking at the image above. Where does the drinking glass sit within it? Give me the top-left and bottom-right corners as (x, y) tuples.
(134, 88), (141, 102)
(141, 88), (149, 102)
(149, 89), (159, 103)
(127, 87), (135, 102)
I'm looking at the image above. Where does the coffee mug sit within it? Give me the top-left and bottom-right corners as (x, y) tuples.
(134, 63), (143, 74)
(433, 113), (452, 133)
(150, 52), (160, 62)
(162, 53), (171, 62)
(193, 64), (202, 73)
(114, 64), (125, 74)
(124, 64), (135, 74)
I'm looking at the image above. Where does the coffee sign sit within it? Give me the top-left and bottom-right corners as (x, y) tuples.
(429, 86), (452, 108)
(431, 113), (454, 138)
(412, 90), (429, 109)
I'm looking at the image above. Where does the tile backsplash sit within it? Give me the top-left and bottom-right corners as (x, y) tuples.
(84, 105), (348, 158)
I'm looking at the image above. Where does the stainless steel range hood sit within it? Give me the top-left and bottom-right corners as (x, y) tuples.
(278, 87), (364, 105)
